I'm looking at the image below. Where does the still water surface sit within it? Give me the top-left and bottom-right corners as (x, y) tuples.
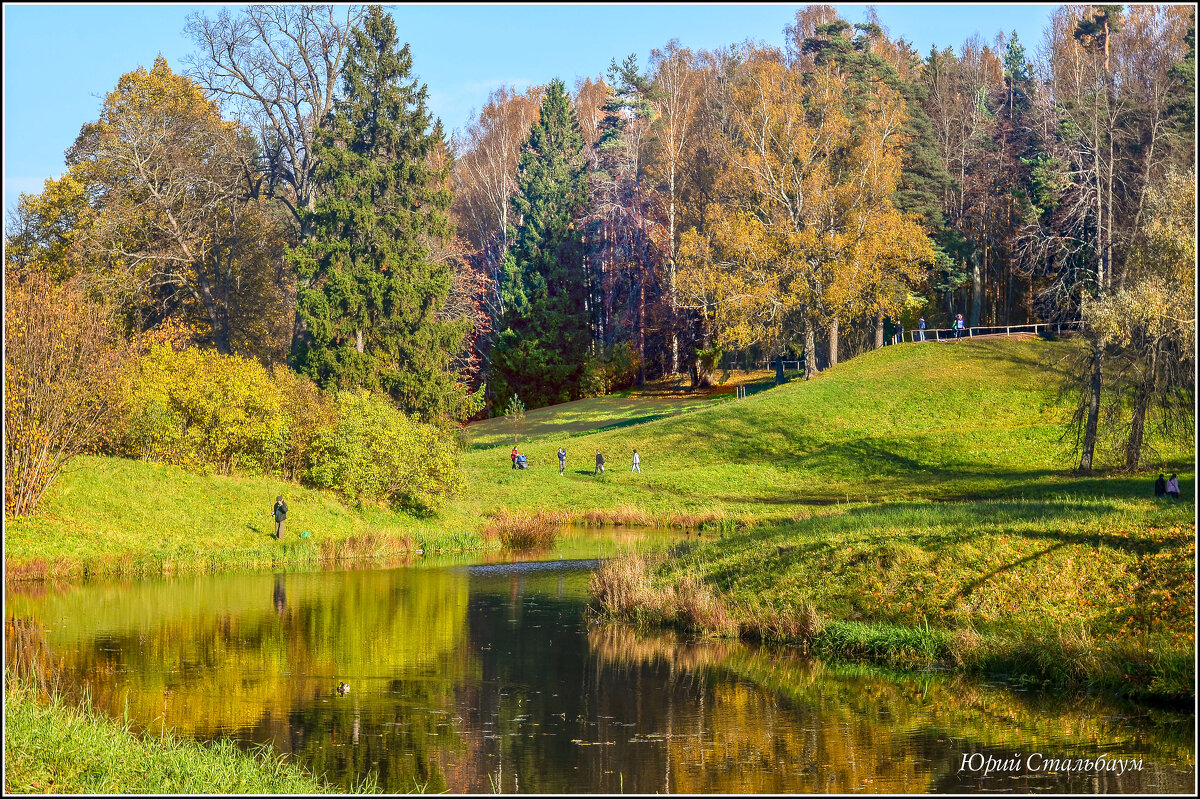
(6, 531), (1195, 794)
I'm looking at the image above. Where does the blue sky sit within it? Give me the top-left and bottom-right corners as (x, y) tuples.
(2, 3), (1058, 216)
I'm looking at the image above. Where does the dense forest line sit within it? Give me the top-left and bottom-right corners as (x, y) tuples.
(4, 4), (1195, 517)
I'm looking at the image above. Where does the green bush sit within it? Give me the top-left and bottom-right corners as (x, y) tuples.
(306, 390), (462, 514)
(119, 344), (286, 475)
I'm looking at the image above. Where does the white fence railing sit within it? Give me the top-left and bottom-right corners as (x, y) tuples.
(724, 321), (1082, 370)
(897, 321), (1081, 345)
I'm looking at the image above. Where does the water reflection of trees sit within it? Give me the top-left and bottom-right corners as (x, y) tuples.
(6, 567), (1193, 795)
(6, 568), (473, 792)
(587, 626), (1195, 793)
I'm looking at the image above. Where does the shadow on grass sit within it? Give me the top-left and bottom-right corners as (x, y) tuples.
(568, 413), (676, 437)
(945, 542), (1068, 607)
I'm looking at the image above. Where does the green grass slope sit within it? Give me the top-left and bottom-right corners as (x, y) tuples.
(4, 456), (486, 580)
(459, 338), (1193, 522)
(468, 393), (730, 449)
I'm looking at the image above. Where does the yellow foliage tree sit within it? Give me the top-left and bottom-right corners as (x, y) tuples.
(1081, 167), (1196, 469)
(678, 48), (932, 377)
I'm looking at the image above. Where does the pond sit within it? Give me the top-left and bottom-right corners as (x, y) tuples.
(6, 531), (1194, 794)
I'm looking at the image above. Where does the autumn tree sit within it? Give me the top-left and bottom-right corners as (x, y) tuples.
(289, 7), (467, 420)
(184, 4), (366, 234)
(647, 40), (699, 374)
(62, 56), (292, 361)
(1020, 5), (1192, 470)
(1080, 168), (1195, 470)
(678, 48), (931, 379)
(4, 274), (130, 516)
(4, 173), (89, 282)
(488, 79), (591, 410)
(801, 16), (950, 353)
(589, 53), (664, 383)
(452, 85), (544, 259)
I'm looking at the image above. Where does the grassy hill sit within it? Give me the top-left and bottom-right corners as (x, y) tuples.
(3, 457), (486, 581)
(459, 338), (1192, 523)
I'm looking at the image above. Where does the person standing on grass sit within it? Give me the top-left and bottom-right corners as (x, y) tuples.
(631, 449), (641, 473)
(1155, 473), (1167, 498)
(954, 314), (965, 339)
(511, 446), (519, 469)
(918, 316), (927, 342)
(595, 449), (605, 476)
(558, 447), (566, 476)
(273, 495), (288, 540)
(1166, 473), (1180, 499)
(895, 321), (904, 344)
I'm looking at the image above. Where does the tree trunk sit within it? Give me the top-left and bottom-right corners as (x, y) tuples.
(637, 266), (646, 385)
(668, 161), (679, 375)
(803, 316), (817, 380)
(1079, 337), (1104, 472)
(692, 310), (713, 388)
(970, 247), (983, 328)
(828, 318), (839, 368)
(874, 312), (884, 350)
(1125, 345), (1157, 471)
(193, 274), (230, 355)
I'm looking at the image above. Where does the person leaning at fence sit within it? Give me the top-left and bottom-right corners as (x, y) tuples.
(1166, 473), (1180, 499)
(918, 316), (927, 342)
(895, 321), (904, 343)
(273, 495), (288, 540)
(954, 314), (965, 339)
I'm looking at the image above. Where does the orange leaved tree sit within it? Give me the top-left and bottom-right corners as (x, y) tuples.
(4, 274), (130, 516)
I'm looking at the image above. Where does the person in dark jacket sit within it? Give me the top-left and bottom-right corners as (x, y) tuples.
(594, 450), (605, 476)
(918, 316), (927, 342)
(1155, 473), (1167, 498)
(558, 447), (566, 476)
(273, 495), (288, 539)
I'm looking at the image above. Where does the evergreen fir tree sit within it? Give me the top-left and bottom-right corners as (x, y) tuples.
(489, 79), (591, 410)
(802, 21), (951, 232)
(289, 7), (467, 419)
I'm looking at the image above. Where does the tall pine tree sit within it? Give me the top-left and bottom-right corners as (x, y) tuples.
(289, 7), (466, 419)
(489, 79), (591, 410)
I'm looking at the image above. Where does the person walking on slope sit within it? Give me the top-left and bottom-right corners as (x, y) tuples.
(558, 447), (566, 476)
(273, 495), (288, 540)
(594, 450), (605, 476)
(1166, 473), (1180, 499)
(631, 449), (641, 473)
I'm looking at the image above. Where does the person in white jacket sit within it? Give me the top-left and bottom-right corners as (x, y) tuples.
(631, 449), (641, 473)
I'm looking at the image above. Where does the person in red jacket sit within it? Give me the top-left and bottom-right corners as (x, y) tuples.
(511, 446), (519, 469)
